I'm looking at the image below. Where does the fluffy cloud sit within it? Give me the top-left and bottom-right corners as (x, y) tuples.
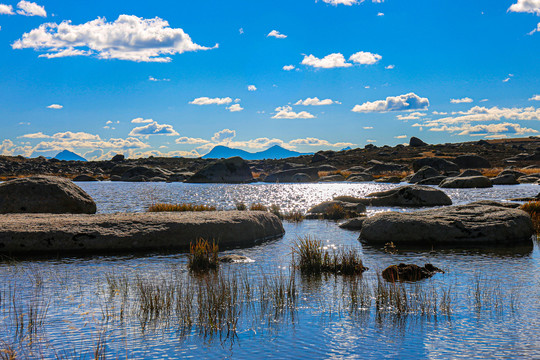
(47, 104), (63, 109)
(16, 1), (46, 17)
(272, 106), (315, 119)
(349, 51), (382, 65)
(363, 126), (373, 129)
(385, 64), (395, 69)
(396, 112), (427, 120)
(288, 137), (355, 148)
(247, 85), (257, 91)
(175, 137), (210, 145)
(148, 76), (170, 82)
(294, 97), (338, 106)
(190, 97), (233, 105)
(352, 93), (429, 113)
(128, 121), (179, 136)
(211, 128), (236, 142)
(267, 30), (287, 38)
(508, 0), (540, 14)
(450, 97), (473, 104)
(12, 15), (216, 62)
(131, 117), (154, 123)
(529, 23), (540, 35)
(227, 104), (244, 112)
(301, 53), (351, 69)
(428, 122), (538, 137)
(394, 135), (407, 139)
(283, 65), (295, 71)
(529, 94), (540, 101)
(322, 0), (358, 5)
(0, 4), (14, 14)
(423, 106), (540, 126)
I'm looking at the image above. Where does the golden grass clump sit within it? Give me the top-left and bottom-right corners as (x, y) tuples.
(250, 203), (268, 211)
(282, 211), (305, 222)
(324, 204), (347, 220)
(520, 201), (540, 233)
(235, 202), (247, 211)
(188, 239), (219, 272)
(292, 236), (367, 276)
(148, 203), (217, 212)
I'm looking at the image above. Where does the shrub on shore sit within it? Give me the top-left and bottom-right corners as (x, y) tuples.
(520, 201), (540, 233)
(148, 203), (217, 212)
(188, 239), (219, 272)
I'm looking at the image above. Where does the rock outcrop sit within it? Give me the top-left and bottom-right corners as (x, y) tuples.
(0, 176), (96, 214)
(453, 154), (491, 169)
(412, 157), (459, 173)
(409, 137), (428, 147)
(360, 202), (534, 245)
(363, 185), (452, 207)
(407, 166), (441, 184)
(263, 167), (320, 183)
(187, 157), (254, 183)
(439, 176), (492, 188)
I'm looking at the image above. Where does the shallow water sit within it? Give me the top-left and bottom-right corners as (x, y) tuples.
(0, 182), (539, 359)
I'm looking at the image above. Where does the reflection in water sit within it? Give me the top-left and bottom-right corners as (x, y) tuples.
(0, 183), (539, 358)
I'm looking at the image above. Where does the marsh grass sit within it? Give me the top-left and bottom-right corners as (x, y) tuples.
(249, 203), (268, 211)
(481, 167), (540, 178)
(292, 236), (367, 276)
(188, 239), (219, 272)
(282, 211), (305, 222)
(235, 202), (247, 211)
(520, 201), (540, 233)
(148, 203), (217, 212)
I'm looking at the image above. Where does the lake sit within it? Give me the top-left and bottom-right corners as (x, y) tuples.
(0, 182), (538, 359)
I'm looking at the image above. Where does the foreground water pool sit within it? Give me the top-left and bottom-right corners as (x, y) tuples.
(0, 182), (538, 359)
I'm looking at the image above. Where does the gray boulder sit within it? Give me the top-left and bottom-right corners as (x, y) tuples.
(366, 160), (409, 174)
(491, 174), (519, 185)
(518, 173), (540, 183)
(319, 174), (345, 182)
(407, 166), (440, 184)
(374, 176), (402, 183)
(417, 176), (447, 185)
(456, 169), (483, 177)
(73, 174), (98, 182)
(498, 169), (526, 178)
(264, 167), (320, 183)
(111, 154), (125, 162)
(291, 173), (313, 182)
(360, 202), (534, 245)
(453, 154), (491, 169)
(412, 157), (459, 173)
(346, 166), (367, 173)
(364, 185), (452, 207)
(0, 176), (96, 214)
(187, 157), (254, 183)
(308, 200), (366, 214)
(121, 166), (172, 181)
(439, 176), (492, 188)
(409, 137), (428, 147)
(338, 216), (366, 230)
(347, 173), (374, 182)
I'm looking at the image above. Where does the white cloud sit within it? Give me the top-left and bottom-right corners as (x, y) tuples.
(0, 4), (14, 14)
(239, 28), (244, 35)
(106, 120), (113, 124)
(227, 103), (244, 112)
(267, 30), (287, 38)
(423, 106), (540, 126)
(19, 132), (50, 139)
(352, 93), (429, 113)
(289, 137), (355, 148)
(349, 51), (382, 65)
(394, 135), (407, 139)
(529, 94), (540, 101)
(396, 111), (427, 120)
(247, 85), (257, 91)
(301, 53), (352, 69)
(432, 111), (448, 115)
(480, 99), (489, 102)
(363, 126), (373, 129)
(211, 128), (236, 142)
(175, 137), (210, 145)
(322, 0), (358, 5)
(450, 97), (473, 104)
(128, 121), (179, 136)
(47, 104), (63, 109)
(283, 65), (295, 71)
(377, 12), (384, 16)
(16, 1), (46, 17)
(427, 122), (538, 137)
(366, 139), (377, 143)
(272, 105), (315, 119)
(508, 0), (540, 15)
(12, 15), (216, 62)
(503, 74), (514, 83)
(528, 23), (540, 35)
(190, 97), (233, 105)
(385, 64), (395, 69)
(149, 76), (170, 82)
(131, 117), (154, 123)
(294, 97), (339, 106)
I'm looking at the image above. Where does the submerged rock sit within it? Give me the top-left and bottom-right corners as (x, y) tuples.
(382, 263), (444, 282)
(187, 157), (254, 183)
(308, 200), (366, 214)
(360, 202), (534, 246)
(338, 216), (366, 230)
(491, 174), (519, 185)
(439, 176), (492, 188)
(0, 176), (96, 214)
(219, 254), (254, 263)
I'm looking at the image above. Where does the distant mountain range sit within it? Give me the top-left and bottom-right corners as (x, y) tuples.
(53, 150), (87, 162)
(202, 145), (312, 160)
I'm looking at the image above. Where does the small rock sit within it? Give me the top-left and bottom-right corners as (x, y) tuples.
(382, 263), (444, 282)
(219, 254), (253, 263)
(409, 137), (428, 147)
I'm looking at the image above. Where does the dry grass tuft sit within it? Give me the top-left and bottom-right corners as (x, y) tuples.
(148, 203), (217, 212)
(188, 239), (219, 272)
(520, 201), (540, 234)
(250, 203), (268, 211)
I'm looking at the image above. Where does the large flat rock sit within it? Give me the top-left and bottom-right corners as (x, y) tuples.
(0, 211), (284, 255)
(360, 203), (533, 246)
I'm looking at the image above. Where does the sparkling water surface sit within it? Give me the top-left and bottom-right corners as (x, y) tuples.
(0, 181), (538, 359)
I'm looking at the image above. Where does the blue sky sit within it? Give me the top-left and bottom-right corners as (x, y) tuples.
(0, 0), (539, 159)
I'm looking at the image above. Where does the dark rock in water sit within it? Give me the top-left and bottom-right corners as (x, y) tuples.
(364, 185), (452, 207)
(219, 254), (253, 263)
(382, 263), (444, 282)
(347, 173), (374, 182)
(338, 216), (366, 230)
(518, 174), (540, 183)
(491, 174), (519, 185)
(374, 176), (402, 183)
(360, 202), (534, 246)
(416, 176), (447, 185)
(409, 137), (428, 147)
(0, 176), (96, 214)
(498, 169), (525, 178)
(291, 173), (313, 182)
(121, 166), (172, 181)
(264, 167), (320, 183)
(456, 169), (482, 177)
(308, 200), (366, 214)
(412, 157), (459, 173)
(439, 176), (492, 188)
(187, 157), (254, 183)
(407, 166), (440, 184)
(110, 175), (122, 181)
(453, 154), (491, 169)
(73, 174), (98, 182)
(319, 174), (345, 182)
(111, 154), (125, 162)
